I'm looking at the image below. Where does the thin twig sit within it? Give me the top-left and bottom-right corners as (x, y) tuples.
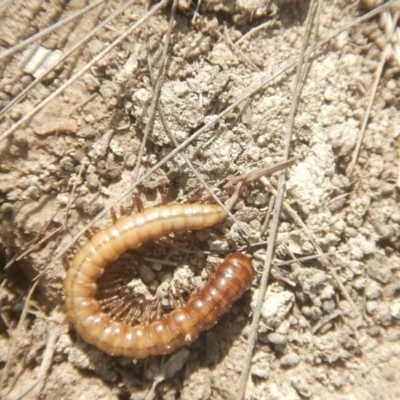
(131, 0), (178, 188)
(260, 195), (275, 236)
(261, 178), (360, 315)
(143, 1), (250, 234)
(5, 226), (63, 271)
(312, 309), (342, 334)
(235, 19), (280, 46)
(223, 25), (260, 71)
(0, 0), (107, 61)
(2, 159), (87, 386)
(4, 160), (85, 270)
(63, 160), (88, 228)
(144, 376), (164, 400)
(0, 0), (169, 143)
(14, 325), (62, 400)
(4, 206), (61, 270)
(257, 247), (351, 267)
(224, 160), (299, 211)
(236, 1), (321, 397)
(0, 280), (40, 391)
(0, 0), (136, 118)
(347, 10), (399, 178)
(223, 158), (299, 188)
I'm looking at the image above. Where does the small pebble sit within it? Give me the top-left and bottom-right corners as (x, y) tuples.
(365, 280), (382, 299)
(280, 353), (300, 367)
(268, 332), (287, 346)
(367, 258), (392, 284)
(390, 303), (400, 319)
(86, 173), (100, 190)
(291, 376), (312, 398)
(138, 264), (155, 284)
(366, 301), (378, 315)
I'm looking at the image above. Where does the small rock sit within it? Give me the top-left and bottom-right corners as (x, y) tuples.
(390, 303), (400, 319)
(324, 86), (336, 102)
(86, 173), (100, 190)
(366, 326), (383, 337)
(0, 203), (13, 215)
(268, 332), (287, 345)
(83, 73), (100, 92)
(322, 300), (336, 313)
(6, 189), (22, 202)
(163, 348), (191, 379)
(386, 327), (400, 342)
(376, 305), (393, 326)
(280, 353), (300, 367)
(380, 182), (395, 196)
(330, 370), (345, 388)
(268, 332), (287, 352)
(124, 153), (136, 167)
(254, 192), (268, 206)
(291, 376), (312, 398)
(155, 281), (170, 301)
(366, 301), (378, 315)
(352, 276), (366, 291)
(348, 261), (364, 275)
(367, 257), (392, 284)
(138, 264), (155, 284)
(383, 281), (400, 300)
(252, 359), (270, 379)
(259, 285), (295, 329)
(109, 137), (125, 157)
(345, 227), (358, 238)
(99, 80), (119, 109)
(77, 125), (96, 138)
(365, 279), (382, 299)
(302, 305), (322, 321)
(25, 185), (40, 200)
(391, 213), (400, 223)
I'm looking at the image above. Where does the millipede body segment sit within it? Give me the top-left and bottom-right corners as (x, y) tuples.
(65, 203), (254, 359)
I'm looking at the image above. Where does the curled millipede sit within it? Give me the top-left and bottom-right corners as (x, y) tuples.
(65, 203), (254, 359)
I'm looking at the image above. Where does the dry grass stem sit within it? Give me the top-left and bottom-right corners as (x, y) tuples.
(237, 1), (321, 397)
(0, 0), (169, 143)
(347, 10), (399, 178)
(0, 0), (136, 118)
(0, 0), (107, 62)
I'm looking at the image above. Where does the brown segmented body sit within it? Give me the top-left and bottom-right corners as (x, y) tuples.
(65, 203), (254, 359)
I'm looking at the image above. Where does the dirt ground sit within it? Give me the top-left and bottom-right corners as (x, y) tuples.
(0, 0), (400, 399)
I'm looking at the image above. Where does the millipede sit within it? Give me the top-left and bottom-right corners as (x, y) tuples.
(65, 203), (254, 359)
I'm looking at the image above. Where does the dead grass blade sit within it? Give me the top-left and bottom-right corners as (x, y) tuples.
(224, 158), (299, 188)
(237, 0), (321, 397)
(0, 0), (136, 118)
(347, 9), (399, 178)
(0, 0), (107, 62)
(0, 0), (169, 143)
